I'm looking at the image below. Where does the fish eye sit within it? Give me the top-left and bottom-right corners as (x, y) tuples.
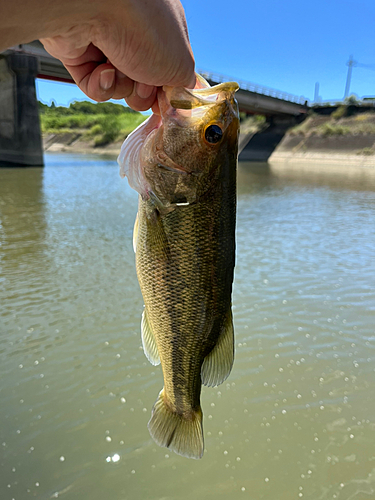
(204, 124), (223, 144)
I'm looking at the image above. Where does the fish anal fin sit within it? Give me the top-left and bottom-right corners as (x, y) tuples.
(201, 310), (234, 388)
(148, 389), (204, 460)
(141, 309), (160, 366)
(133, 212), (139, 253)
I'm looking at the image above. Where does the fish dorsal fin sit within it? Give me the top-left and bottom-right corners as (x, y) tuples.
(141, 309), (160, 366)
(133, 212), (139, 253)
(201, 310), (234, 387)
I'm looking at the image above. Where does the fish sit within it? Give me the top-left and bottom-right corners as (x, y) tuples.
(118, 75), (239, 459)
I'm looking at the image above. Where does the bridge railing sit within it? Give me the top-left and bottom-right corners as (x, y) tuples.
(199, 70), (307, 105)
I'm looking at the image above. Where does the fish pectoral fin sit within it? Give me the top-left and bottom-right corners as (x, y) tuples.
(201, 310), (234, 388)
(148, 389), (204, 460)
(133, 212), (139, 253)
(141, 309), (160, 366)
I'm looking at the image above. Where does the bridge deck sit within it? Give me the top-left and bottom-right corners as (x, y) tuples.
(2, 41), (307, 116)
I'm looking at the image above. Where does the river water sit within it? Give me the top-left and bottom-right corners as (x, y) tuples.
(1, 153), (374, 500)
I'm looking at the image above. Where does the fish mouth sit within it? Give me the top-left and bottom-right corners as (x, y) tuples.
(118, 76), (239, 198)
(158, 80), (239, 125)
(153, 78), (240, 175)
(163, 81), (239, 110)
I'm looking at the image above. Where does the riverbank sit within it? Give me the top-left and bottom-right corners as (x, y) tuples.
(43, 131), (375, 166)
(41, 99), (375, 163)
(270, 139), (375, 165)
(42, 112), (265, 156)
(271, 107), (375, 163)
(269, 151), (375, 167)
(43, 132), (124, 155)
(40, 100), (146, 154)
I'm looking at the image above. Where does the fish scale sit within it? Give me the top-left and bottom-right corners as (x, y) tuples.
(119, 78), (239, 458)
(137, 188), (236, 442)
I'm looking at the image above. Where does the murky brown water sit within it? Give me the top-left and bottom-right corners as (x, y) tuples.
(1, 154), (375, 500)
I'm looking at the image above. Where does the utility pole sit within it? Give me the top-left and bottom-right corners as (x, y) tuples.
(314, 82), (320, 103)
(344, 55), (357, 99)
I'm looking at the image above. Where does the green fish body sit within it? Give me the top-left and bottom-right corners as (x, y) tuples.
(119, 79), (239, 459)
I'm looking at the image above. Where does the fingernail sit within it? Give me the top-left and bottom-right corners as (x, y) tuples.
(100, 69), (115, 91)
(135, 83), (154, 99)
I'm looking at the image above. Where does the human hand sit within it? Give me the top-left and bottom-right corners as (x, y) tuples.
(40, 0), (195, 112)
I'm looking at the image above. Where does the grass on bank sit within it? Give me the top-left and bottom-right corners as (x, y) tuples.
(289, 104), (375, 138)
(39, 100), (147, 146)
(40, 101), (269, 148)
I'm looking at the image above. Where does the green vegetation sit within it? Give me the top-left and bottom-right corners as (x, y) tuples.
(239, 114), (266, 136)
(239, 112), (266, 125)
(331, 106), (347, 120)
(288, 115), (316, 136)
(357, 147), (374, 156)
(39, 100), (147, 146)
(288, 106), (375, 138)
(331, 97), (360, 119)
(318, 123), (351, 136)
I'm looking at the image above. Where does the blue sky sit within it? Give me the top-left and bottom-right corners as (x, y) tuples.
(37, 0), (375, 107)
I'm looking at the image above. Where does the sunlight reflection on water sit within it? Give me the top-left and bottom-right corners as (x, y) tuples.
(0, 154), (374, 500)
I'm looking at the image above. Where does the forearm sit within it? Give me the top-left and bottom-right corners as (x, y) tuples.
(0, 0), (195, 108)
(0, 0), (102, 51)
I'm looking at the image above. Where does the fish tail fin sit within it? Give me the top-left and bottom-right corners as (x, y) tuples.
(147, 389), (204, 459)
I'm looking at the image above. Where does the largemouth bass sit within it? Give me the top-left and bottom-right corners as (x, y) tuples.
(118, 76), (239, 459)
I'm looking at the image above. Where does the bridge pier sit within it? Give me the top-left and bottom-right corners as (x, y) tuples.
(0, 53), (43, 166)
(239, 116), (301, 162)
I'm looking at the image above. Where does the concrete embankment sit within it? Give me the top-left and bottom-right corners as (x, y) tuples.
(270, 133), (375, 165)
(270, 110), (375, 165)
(43, 133), (123, 155)
(43, 110), (375, 167)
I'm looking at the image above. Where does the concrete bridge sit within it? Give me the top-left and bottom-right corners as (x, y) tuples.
(0, 41), (308, 165)
(201, 71), (308, 162)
